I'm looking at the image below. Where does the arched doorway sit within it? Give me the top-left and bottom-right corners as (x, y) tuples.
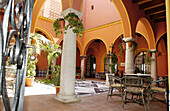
(134, 51), (151, 74)
(86, 54), (96, 78)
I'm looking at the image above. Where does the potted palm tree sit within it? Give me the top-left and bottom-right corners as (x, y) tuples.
(26, 33), (52, 86)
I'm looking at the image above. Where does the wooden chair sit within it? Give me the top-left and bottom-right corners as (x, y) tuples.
(149, 77), (168, 104)
(107, 74), (124, 101)
(122, 76), (151, 111)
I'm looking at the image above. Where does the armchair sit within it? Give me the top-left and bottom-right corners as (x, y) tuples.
(122, 76), (151, 111)
(107, 74), (124, 101)
(149, 77), (168, 104)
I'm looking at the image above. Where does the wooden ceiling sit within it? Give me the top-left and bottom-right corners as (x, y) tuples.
(132, 0), (166, 23)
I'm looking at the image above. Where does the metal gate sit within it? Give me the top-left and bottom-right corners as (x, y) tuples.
(0, 0), (34, 110)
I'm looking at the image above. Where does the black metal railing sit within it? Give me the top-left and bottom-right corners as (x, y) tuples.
(0, 0), (34, 110)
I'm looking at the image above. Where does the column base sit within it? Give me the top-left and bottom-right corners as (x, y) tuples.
(55, 93), (81, 104)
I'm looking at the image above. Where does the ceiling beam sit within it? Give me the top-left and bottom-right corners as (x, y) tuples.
(132, 0), (142, 3)
(154, 17), (166, 23)
(139, 0), (165, 9)
(145, 5), (166, 15)
(150, 11), (166, 19)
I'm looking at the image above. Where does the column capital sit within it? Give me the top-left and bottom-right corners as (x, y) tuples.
(149, 49), (157, 53)
(123, 37), (135, 42)
(80, 55), (86, 58)
(61, 8), (83, 17)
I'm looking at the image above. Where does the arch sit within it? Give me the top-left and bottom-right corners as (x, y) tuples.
(83, 38), (107, 56)
(134, 48), (148, 57)
(31, 0), (64, 33)
(136, 17), (155, 49)
(136, 31), (150, 49)
(111, 33), (123, 45)
(156, 32), (167, 46)
(35, 27), (54, 43)
(76, 39), (83, 55)
(110, 0), (131, 37)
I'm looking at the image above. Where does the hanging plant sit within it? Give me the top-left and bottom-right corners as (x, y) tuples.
(53, 18), (65, 37)
(126, 40), (138, 51)
(118, 42), (126, 57)
(53, 13), (84, 38)
(156, 51), (162, 57)
(145, 55), (151, 64)
(147, 50), (152, 56)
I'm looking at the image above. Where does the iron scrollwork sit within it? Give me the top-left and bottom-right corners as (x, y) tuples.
(0, 0), (34, 110)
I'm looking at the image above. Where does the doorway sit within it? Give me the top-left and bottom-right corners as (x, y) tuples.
(86, 54), (96, 78)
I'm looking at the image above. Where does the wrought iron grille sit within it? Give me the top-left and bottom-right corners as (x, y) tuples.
(0, 0), (34, 110)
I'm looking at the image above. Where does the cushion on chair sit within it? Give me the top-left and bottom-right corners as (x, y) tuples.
(111, 83), (122, 87)
(151, 87), (166, 92)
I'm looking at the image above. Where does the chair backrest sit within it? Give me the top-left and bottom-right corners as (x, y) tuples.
(124, 76), (152, 91)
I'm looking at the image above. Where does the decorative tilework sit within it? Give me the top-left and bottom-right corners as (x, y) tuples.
(37, 70), (47, 77)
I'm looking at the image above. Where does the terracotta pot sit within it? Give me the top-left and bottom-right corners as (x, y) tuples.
(77, 75), (81, 79)
(55, 86), (60, 95)
(48, 75), (51, 79)
(74, 17), (79, 23)
(58, 19), (65, 29)
(31, 39), (36, 44)
(26, 77), (34, 87)
(148, 52), (152, 57)
(122, 43), (126, 50)
(128, 42), (132, 47)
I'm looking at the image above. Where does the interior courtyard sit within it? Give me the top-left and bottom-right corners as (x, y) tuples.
(0, 0), (170, 111)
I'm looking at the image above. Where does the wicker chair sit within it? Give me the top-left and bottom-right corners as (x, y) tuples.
(107, 74), (124, 101)
(122, 76), (151, 111)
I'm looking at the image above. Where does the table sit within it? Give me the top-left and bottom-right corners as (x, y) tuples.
(124, 73), (151, 77)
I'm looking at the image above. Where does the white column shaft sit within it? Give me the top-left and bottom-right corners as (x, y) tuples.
(125, 43), (134, 74)
(59, 28), (76, 95)
(81, 57), (85, 78)
(151, 52), (157, 81)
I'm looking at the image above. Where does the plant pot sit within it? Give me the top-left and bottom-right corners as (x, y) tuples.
(48, 75), (51, 79)
(26, 77), (34, 87)
(55, 86), (60, 95)
(128, 42), (132, 47)
(77, 75), (81, 79)
(58, 19), (65, 29)
(122, 43), (126, 50)
(148, 52), (152, 57)
(74, 17), (79, 23)
(31, 39), (36, 44)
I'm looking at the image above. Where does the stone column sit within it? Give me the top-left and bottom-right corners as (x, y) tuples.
(165, 0), (170, 95)
(150, 49), (157, 81)
(107, 53), (111, 73)
(123, 37), (135, 74)
(55, 8), (82, 103)
(80, 55), (86, 78)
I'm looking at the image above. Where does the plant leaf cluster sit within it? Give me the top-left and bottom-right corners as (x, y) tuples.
(53, 12), (84, 38)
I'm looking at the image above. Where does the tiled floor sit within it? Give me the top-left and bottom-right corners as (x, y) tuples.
(23, 93), (167, 111)
(0, 78), (168, 111)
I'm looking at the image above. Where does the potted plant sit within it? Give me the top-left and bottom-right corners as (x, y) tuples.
(126, 40), (138, 51)
(26, 33), (55, 86)
(76, 73), (81, 79)
(53, 12), (84, 38)
(51, 65), (61, 95)
(26, 51), (37, 86)
(147, 50), (152, 57)
(145, 55), (151, 64)
(53, 18), (65, 37)
(156, 51), (162, 57)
